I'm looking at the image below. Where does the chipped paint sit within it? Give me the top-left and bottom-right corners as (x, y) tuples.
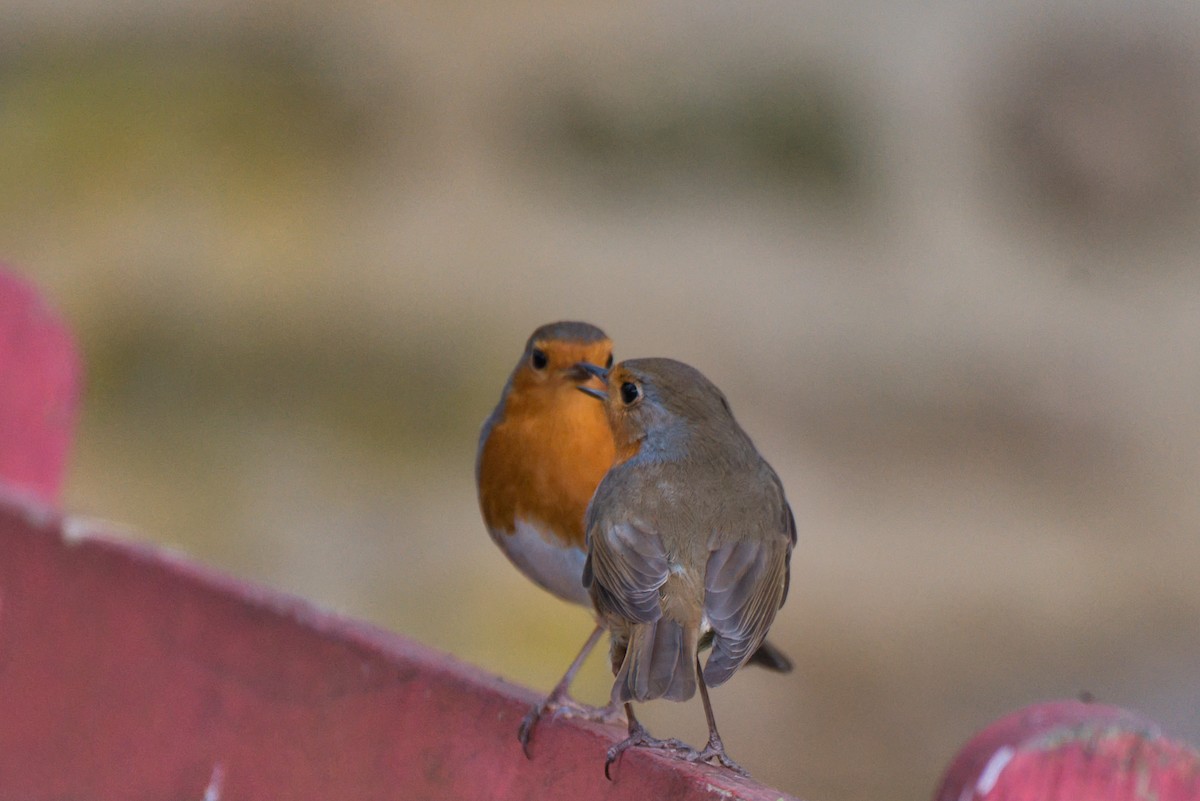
(60, 516), (100, 545)
(61, 515), (140, 546)
(203, 763), (224, 801)
(975, 746), (1014, 796)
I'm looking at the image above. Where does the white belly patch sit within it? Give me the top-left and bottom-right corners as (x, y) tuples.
(491, 518), (590, 607)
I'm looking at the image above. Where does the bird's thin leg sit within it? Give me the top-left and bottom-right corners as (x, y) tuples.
(604, 703), (694, 780)
(687, 656), (749, 776)
(518, 623), (624, 757)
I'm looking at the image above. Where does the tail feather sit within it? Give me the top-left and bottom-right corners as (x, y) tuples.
(747, 639), (793, 673)
(615, 619), (698, 703)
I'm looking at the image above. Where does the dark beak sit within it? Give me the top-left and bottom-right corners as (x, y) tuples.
(574, 362), (609, 400)
(562, 362), (596, 382)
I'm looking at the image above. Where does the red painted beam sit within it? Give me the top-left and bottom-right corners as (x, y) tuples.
(933, 700), (1200, 801)
(0, 494), (801, 801)
(0, 267), (80, 505)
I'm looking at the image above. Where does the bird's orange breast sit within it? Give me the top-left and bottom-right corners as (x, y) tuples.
(479, 386), (616, 549)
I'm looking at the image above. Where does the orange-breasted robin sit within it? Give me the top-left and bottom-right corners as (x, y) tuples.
(476, 321), (620, 752)
(577, 357), (796, 777)
(477, 324), (793, 757)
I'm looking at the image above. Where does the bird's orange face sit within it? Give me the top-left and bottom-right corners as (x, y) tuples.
(506, 337), (614, 413)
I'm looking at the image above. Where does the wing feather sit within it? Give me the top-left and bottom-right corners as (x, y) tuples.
(702, 493), (795, 687)
(584, 520), (669, 624)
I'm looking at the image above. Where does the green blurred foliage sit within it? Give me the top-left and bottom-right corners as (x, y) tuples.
(0, 35), (371, 224)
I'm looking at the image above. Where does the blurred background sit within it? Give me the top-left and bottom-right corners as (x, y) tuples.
(4, 2), (1200, 799)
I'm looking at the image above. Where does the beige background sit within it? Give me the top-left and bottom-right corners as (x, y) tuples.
(4, 3), (1200, 799)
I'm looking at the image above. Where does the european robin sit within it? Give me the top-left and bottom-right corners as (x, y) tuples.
(475, 321), (620, 752)
(477, 324), (793, 757)
(577, 357), (796, 777)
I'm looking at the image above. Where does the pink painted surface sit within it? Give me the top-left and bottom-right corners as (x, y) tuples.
(933, 700), (1200, 801)
(0, 267), (80, 505)
(0, 495), (802, 801)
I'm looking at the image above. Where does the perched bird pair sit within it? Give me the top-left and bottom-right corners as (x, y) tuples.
(476, 322), (795, 776)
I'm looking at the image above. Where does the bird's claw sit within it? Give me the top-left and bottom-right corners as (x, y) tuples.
(684, 734), (749, 776)
(519, 695), (624, 758)
(517, 704), (544, 759)
(604, 727), (749, 780)
(604, 723), (692, 780)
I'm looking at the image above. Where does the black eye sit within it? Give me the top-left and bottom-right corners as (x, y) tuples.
(620, 382), (640, 405)
(530, 349), (548, 370)
(605, 353), (614, 369)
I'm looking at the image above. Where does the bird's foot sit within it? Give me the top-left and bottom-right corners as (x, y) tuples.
(604, 720), (693, 780)
(684, 732), (749, 777)
(519, 693), (624, 758)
